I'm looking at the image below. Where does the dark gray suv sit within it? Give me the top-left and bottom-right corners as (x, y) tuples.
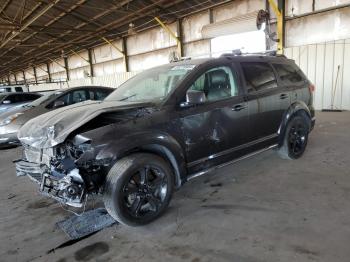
(16, 53), (315, 226)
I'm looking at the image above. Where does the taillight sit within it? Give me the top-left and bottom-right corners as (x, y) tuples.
(309, 84), (315, 93)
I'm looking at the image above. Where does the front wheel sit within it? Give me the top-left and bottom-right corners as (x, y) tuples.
(103, 153), (174, 226)
(278, 116), (310, 160)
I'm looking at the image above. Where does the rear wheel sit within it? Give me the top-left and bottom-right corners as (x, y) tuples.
(103, 153), (174, 226)
(278, 116), (310, 160)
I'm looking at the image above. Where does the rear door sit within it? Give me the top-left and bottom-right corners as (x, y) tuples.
(272, 63), (311, 106)
(240, 61), (291, 143)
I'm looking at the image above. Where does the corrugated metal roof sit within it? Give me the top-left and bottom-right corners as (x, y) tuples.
(0, 0), (230, 79)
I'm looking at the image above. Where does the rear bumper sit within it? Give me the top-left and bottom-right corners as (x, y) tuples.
(311, 116), (316, 131)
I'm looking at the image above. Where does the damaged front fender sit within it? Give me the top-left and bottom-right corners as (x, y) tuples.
(93, 131), (187, 188)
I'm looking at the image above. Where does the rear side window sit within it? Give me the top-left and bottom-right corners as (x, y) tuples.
(241, 62), (277, 92)
(15, 86), (23, 92)
(273, 63), (305, 85)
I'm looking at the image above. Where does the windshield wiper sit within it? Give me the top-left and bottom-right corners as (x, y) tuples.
(119, 94), (136, 101)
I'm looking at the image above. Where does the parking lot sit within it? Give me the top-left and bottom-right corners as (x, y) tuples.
(0, 111), (349, 262)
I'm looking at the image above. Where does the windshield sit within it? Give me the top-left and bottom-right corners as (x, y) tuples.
(105, 64), (196, 103)
(26, 91), (61, 107)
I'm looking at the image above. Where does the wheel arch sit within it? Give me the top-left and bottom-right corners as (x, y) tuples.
(96, 132), (187, 189)
(278, 101), (312, 146)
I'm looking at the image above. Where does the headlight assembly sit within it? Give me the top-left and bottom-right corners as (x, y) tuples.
(0, 113), (23, 127)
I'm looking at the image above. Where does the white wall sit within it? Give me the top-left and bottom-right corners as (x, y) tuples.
(286, 8), (350, 47)
(28, 72), (137, 92)
(286, 0), (350, 16)
(285, 39), (350, 110)
(284, 1), (350, 110)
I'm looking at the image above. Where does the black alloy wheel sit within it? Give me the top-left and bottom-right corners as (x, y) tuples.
(287, 120), (308, 157)
(122, 165), (168, 218)
(278, 115), (310, 160)
(104, 153), (174, 226)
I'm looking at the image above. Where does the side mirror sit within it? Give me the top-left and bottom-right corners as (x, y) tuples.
(2, 100), (11, 104)
(180, 90), (206, 108)
(53, 100), (65, 108)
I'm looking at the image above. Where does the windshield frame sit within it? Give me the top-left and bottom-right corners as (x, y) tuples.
(26, 91), (61, 107)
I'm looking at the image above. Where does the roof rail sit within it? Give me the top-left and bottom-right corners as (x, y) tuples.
(169, 56), (192, 63)
(220, 50), (286, 58)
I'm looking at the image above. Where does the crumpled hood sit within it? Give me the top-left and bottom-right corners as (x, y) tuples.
(18, 100), (153, 149)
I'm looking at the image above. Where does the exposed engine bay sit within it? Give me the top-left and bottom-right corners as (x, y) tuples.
(16, 138), (111, 208)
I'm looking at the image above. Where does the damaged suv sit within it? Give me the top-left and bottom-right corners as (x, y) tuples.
(16, 53), (315, 226)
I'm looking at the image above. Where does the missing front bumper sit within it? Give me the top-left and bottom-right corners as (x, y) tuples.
(15, 160), (45, 183)
(15, 160), (85, 208)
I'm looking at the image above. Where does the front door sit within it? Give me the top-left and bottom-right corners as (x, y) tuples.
(178, 64), (250, 174)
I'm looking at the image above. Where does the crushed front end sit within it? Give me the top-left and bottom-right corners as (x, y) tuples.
(15, 137), (110, 208)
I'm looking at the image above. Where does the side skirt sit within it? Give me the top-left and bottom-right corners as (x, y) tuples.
(187, 144), (278, 181)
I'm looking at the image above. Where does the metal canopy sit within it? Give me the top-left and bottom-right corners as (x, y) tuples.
(0, 0), (228, 80)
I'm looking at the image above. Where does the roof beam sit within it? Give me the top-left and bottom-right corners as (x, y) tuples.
(0, 0), (11, 15)
(0, 0), (236, 77)
(20, 0), (170, 58)
(48, 1), (104, 28)
(0, 0), (61, 49)
(0, 0), (186, 75)
(0, 0), (86, 60)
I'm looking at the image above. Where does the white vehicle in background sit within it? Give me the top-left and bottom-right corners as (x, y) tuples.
(0, 85), (29, 93)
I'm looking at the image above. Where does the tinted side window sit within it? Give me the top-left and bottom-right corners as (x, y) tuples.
(25, 94), (41, 101)
(188, 66), (238, 102)
(95, 89), (110, 100)
(5, 94), (19, 103)
(89, 90), (95, 100)
(54, 93), (70, 107)
(71, 90), (88, 104)
(273, 63), (304, 85)
(15, 86), (23, 92)
(241, 62), (277, 92)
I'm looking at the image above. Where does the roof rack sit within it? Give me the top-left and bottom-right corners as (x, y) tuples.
(220, 50), (286, 58)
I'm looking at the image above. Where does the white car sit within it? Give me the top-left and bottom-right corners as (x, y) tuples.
(0, 85), (29, 93)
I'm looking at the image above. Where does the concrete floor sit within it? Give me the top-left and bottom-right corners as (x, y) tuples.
(1, 111), (350, 262)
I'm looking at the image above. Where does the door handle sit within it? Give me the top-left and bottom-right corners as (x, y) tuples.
(280, 93), (289, 100)
(232, 104), (247, 112)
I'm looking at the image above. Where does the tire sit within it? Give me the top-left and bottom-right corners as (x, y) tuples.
(103, 153), (174, 226)
(278, 115), (310, 160)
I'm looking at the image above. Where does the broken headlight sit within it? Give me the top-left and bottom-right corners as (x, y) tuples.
(68, 135), (92, 159)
